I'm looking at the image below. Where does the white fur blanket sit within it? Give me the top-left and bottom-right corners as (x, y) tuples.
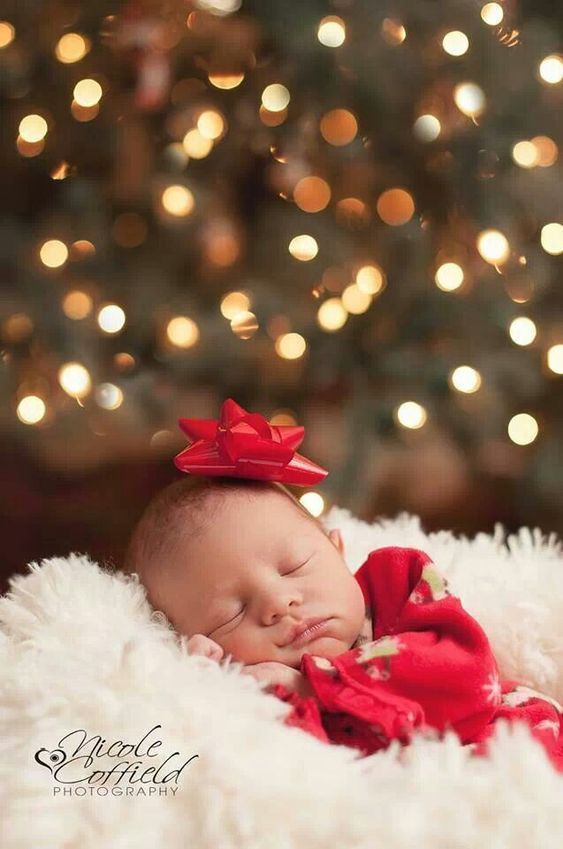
(1, 510), (563, 849)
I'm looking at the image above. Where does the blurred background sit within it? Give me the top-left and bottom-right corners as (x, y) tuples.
(1, 0), (562, 591)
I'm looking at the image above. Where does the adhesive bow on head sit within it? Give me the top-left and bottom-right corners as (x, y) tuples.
(173, 398), (328, 486)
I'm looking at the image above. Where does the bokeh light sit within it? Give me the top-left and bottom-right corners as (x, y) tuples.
(509, 317), (537, 346)
(395, 401), (427, 429)
(197, 109), (225, 139)
(166, 316), (200, 348)
(73, 79), (103, 107)
(481, 3), (504, 26)
(293, 176), (331, 212)
(435, 262), (464, 291)
(356, 265), (385, 295)
(208, 71), (245, 90)
(261, 84), (290, 112)
(512, 140), (538, 168)
(413, 114), (441, 142)
(477, 229), (510, 264)
(97, 304), (126, 334)
(230, 310), (259, 339)
(0, 21), (15, 48)
(539, 54), (563, 85)
(17, 395), (46, 425)
(19, 114), (48, 143)
(450, 366), (482, 393)
(288, 234), (318, 261)
(299, 491), (325, 517)
(317, 16), (346, 48)
(442, 31), (469, 56)
(55, 33), (90, 63)
(376, 188), (415, 226)
(508, 413), (538, 445)
(58, 362), (91, 398)
(547, 344), (563, 374)
(182, 128), (213, 159)
(275, 332), (307, 360)
(540, 222), (563, 255)
(95, 383), (123, 410)
(39, 239), (68, 268)
(319, 109), (358, 146)
(161, 185), (194, 216)
(220, 291), (251, 319)
(341, 284), (372, 314)
(454, 82), (486, 117)
(62, 291), (93, 320)
(317, 298), (348, 331)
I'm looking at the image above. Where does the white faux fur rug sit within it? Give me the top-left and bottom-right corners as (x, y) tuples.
(1, 510), (563, 849)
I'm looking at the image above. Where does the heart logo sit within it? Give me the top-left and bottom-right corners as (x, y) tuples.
(34, 748), (66, 772)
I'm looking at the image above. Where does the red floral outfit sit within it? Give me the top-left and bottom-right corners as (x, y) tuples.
(270, 547), (563, 773)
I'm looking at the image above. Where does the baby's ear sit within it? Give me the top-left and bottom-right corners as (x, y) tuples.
(328, 528), (344, 555)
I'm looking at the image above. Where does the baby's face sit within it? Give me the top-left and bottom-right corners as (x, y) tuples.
(153, 489), (366, 668)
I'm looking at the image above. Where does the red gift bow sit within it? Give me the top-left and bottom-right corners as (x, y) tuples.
(173, 398), (328, 486)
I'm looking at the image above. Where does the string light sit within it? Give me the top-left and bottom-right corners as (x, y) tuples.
(161, 185), (194, 216)
(442, 31), (469, 56)
(0, 21), (15, 48)
(55, 33), (90, 63)
(97, 304), (126, 334)
(288, 234), (318, 261)
(73, 79), (103, 107)
(317, 16), (346, 48)
(39, 239), (68, 268)
(17, 395), (46, 425)
(395, 401), (427, 429)
(435, 262), (464, 291)
(261, 84), (290, 112)
(317, 298), (348, 331)
(538, 55), (563, 85)
(450, 366), (482, 393)
(481, 3), (504, 26)
(540, 222), (563, 255)
(547, 344), (563, 374)
(477, 229), (510, 265)
(454, 82), (486, 118)
(230, 310), (259, 339)
(341, 284), (372, 314)
(509, 317), (537, 346)
(58, 362), (91, 398)
(166, 316), (200, 348)
(220, 291), (251, 319)
(95, 383), (123, 410)
(508, 413), (538, 445)
(19, 114), (48, 143)
(413, 114), (441, 142)
(275, 332), (307, 359)
(299, 491), (325, 517)
(356, 265), (385, 295)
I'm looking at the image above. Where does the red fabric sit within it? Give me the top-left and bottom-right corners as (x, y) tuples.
(270, 547), (563, 773)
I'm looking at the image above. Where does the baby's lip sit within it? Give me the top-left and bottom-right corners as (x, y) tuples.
(280, 616), (331, 647)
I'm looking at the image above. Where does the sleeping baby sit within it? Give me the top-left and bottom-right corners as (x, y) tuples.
(123, 399), (563, 770)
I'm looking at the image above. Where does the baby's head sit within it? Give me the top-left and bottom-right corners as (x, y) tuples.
(124, 476), (366, 669)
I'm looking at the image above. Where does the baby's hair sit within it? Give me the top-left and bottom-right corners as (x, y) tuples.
(122, 475), (326, 585)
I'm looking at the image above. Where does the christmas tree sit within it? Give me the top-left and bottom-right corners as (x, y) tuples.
(0, 0), (562, 573)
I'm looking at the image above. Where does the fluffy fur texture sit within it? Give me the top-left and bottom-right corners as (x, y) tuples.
(1, 510), (563, 849)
